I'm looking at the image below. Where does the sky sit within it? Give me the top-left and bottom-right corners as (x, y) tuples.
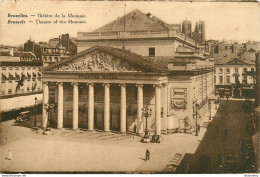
(0, 1), (260, 46)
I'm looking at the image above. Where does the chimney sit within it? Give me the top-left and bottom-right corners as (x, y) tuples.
(9, 48), (14, 56)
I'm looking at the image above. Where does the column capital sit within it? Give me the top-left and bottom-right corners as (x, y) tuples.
(42, 81), (49, 85)
(71, 82), (78, 86)
(153, 84), (162, 88)
(136, 84), (143, 88)
(119, 83), (126, 87)
(86, 83), (94, 87)
(102, 83), (110, 87)
(56, 82), (63, 86)
(162, 83), (168, 87)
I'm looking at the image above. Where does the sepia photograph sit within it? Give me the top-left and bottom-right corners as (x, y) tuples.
(0, 0), (259, 174)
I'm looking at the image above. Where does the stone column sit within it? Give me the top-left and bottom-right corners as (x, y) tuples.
(57, 82), (63, 129)
(42, 82), (49, 128)
(120, 83), (126, 133)
(88, 83), (94, 131)
(136, 84), (144, 135)
(103, 83), (110, 131)
(154, 84), (162, 135)
(72, 82), (78, 130)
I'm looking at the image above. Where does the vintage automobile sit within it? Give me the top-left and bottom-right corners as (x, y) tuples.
(15, 111), (31, 123)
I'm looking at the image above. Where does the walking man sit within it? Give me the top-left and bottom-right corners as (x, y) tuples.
(145, 149), (150, 161)
(224, 129), (228, 137)
(215, 124), (219, 132)
(6, 149), (12, 160)
(198, 124), (200, 133)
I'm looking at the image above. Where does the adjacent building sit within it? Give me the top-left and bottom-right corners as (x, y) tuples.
(0, 49), (43, 113)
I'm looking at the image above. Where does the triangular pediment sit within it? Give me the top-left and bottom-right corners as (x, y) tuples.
(43, 46), (167, 73)
(226, 58), (247, 65)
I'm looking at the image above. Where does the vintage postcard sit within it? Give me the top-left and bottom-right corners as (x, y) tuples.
(0, 0), (259, 174)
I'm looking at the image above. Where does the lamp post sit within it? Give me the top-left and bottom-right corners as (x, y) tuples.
(141, 105), (152, 140)
(209, 101), (211, 120)
(193, 98), (199, 136)
(34, 97), (38, 126)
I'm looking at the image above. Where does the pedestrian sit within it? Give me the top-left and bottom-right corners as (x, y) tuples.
(198, 124), (200, 132)
(226, 96), (229, 101)
(215, 124), (219, 132)
(145, 149), (150, 161)
(6, 149), (12, 160)
(224, 129), (228, 137)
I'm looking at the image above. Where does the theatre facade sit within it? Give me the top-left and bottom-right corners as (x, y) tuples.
(41, 9), (215, 135)
(42, 45), (214, 135)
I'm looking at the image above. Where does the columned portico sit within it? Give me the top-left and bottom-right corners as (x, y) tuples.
(42, 45), (170, 135)
(42, 82), (49, 128)
(72, 82), (79, 130)
(103, 83), (110, 131)
(136, 84), (144, 135)
(88, 83), (94, 131)
(57, 82), (63, 129)
(120, 83), (126, 133)
(154, 84), (162, 135)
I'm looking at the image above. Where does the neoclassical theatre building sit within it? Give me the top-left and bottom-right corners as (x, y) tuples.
(42, 10), (214, 135)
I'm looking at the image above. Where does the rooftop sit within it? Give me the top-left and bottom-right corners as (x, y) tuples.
(93, 9), (172, 33)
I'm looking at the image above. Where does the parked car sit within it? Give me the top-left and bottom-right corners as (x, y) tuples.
(15, 111), (31, 123)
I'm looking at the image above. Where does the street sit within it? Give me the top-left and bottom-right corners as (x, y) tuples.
(176, 99), (256, 173)
(0, 100), (256, 173)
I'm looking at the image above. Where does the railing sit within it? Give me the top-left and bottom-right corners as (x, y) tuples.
(78, 30), (196, 46)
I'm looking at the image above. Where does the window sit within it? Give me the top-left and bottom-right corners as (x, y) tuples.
(251, 68), (254, 72)
(27, 87), (30, 92)
(21, 66), (26, 70)
(214, 76), (216, 84)
(8, 80), (12, 83)
(149, 48), (155, 56)
(219, 68), (223, 74)
(226, 68), (230, 73)
(15, 66), (19, 70)
(8, 89), (12, 94)
(49, 57), (52, 62)
(2, 66), (6, 70)
(219, 76), (223, 84)
(243, 68), (247, 73)
(32, 78), (36, 81)
(235, 68), (238, 73)
(44, 57), (47, 61)
(226, 76), (230, 84)
(9, 66), (13, 70)
(55, 57), (59, 61)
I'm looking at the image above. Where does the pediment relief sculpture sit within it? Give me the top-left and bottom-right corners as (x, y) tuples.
(57, 52), (141, 72)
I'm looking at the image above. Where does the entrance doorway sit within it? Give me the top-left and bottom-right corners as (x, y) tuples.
(110, 110), (113, 130)
(94, 109), (98, 129)
(233, 88), (241, 98)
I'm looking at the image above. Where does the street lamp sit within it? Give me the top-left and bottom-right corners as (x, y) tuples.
(192, 98), (199, 136)
(208, 101), (211, 120)
(141, 105), (152, 140)
(34, 97), (38, 126)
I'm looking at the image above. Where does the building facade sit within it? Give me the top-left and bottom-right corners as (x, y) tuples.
(214, 58), (255, 98)
(41, 10), (214, 135)
(0, 50), (42, 97)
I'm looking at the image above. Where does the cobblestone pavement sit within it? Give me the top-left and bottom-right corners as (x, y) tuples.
(175, 100), (256, 173)
(1, 101), (242, 173)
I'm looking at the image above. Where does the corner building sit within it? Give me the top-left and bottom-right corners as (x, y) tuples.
(42, 10), (214, 135)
